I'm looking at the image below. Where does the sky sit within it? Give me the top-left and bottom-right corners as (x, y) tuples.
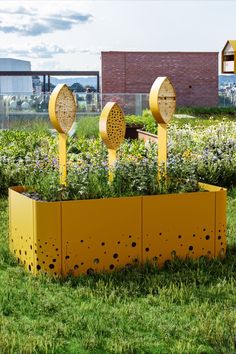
(0, 0), (235, 72)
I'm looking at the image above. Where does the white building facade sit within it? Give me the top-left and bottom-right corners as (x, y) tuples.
(0, 58), (32, 94)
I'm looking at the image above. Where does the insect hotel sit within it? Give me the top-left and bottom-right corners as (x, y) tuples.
(222, 40), (236, 74)
(9, 78), (227, 276)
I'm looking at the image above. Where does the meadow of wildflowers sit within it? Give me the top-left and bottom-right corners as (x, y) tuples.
(1, 119), (236, 200)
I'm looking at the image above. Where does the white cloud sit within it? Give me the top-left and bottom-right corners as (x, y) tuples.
(0, 42), (99, 59)
(0, 7), (93, 36)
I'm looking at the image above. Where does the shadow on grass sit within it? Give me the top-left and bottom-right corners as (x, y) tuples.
(38, 246), (236, 299)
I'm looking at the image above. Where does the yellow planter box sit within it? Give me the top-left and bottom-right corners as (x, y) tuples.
(9, 183), (226, 276)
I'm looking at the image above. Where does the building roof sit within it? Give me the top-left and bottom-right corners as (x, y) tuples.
(222, 40), (236, 53)
(229, 40), (236, 51)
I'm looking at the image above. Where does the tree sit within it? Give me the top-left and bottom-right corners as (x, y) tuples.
(70, 82), (85, 92)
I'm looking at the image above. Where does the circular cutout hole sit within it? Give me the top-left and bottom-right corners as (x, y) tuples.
(80, 240), (84, 243)
(171, 250), (176, 258)
(145, 248), (149, 252)
(93, 258), (100, 264)
(101, 242), (105, 246)
(53, 259), (56, 263)
(37, 265), (41, 270)
(131, 242), (136, 247)
(87, 268), (94, 275)
(205, 235), (210, 240)
(49, 264), (55, 269)
(178, 235), (182, 239)
(113, 253), (118, 259)
(117, 241), (120, 244)
(65, 256), (70, 260)
(74, 265), (79, 270)
(28, 265), (31, 271)
(189, 246), (193, 251)
(109, 264), (115, 270)
(218, 236), (221, 240)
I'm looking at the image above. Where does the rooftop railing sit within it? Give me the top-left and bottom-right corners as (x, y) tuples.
(0, 92), (234, 130)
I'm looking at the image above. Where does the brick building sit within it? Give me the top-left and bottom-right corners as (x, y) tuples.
(101, 51), (219, 107)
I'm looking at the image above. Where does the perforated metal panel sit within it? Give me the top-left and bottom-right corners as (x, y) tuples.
(215, 190), (227, 258)
(99, 102), (126, 150)
(49, 84), (76, 133)
(149, 77), (176, 124)
(142, 189), (227, 267)
(9, 184), (226, 276)
(9, 187), (62, 275)
(34, 201), (61, 274)
(9, 187), (36, 273)
(61, 197), (142, 276)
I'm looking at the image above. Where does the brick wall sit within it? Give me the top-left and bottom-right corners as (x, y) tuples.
(101, 51), (219, 107)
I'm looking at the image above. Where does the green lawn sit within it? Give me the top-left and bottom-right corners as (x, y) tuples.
(0, 194), (236, 354)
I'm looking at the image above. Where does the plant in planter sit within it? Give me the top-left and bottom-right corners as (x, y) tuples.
(9, 79), (226, 276)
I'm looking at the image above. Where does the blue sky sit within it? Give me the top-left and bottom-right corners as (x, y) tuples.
(0, 1), (235, 71)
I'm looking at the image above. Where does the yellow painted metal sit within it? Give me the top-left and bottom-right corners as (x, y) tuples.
(34, 200), (61, 275)
(9, 187), (61, 275)
(49, 84), (76, 134)
(61, 196), (142, 276)
(9, 182), (227, 276)
(142, 186), (226, 267)
(59, 133), (67, 185)
(149, 77), (176, 180)
(99, 102), (126, 182)
(198, 182), (226, 192)
(49, 84), (76, 186)
(149, 77), (176, 124)
(99, 102), (126, 149)
(158, 123), (167, 178)
(9, 187), (36, 273)
(108, 149), (116, 183)
(215, 189), (227, 259)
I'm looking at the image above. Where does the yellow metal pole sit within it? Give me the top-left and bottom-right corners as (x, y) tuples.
(108, 149), (116, 183)
(158, 123), (167, 179)
(59, 133), (67, 186)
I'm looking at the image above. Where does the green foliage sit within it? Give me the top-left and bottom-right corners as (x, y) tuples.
(176, 106), (236, 117)
(76, 115), (100, 138)
(3, 119), (236, 199)
(1, 116), (236, 352)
